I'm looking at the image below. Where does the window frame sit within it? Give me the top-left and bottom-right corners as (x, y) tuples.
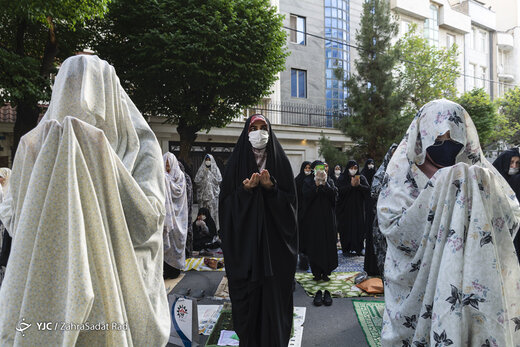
(291, 68), (307, 99)
(290, 14), (306, 45)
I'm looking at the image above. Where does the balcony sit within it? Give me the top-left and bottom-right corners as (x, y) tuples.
(497, 64), (515, 82)
(390, 0), (430, 20)
(454, 0), (496, 30)
(247, 102), (342, 128)
(439, 5), (471, 33)
(497, 32), (514, 51)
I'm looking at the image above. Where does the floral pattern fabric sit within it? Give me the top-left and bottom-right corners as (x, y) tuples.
(377, 99), (520, 346)
(194, 154), (222, 229)
(371, 143), (398, 276)
(163, 152), (188, 270)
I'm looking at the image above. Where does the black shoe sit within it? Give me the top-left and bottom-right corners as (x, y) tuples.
(322, 275), (330, 282)
(323, 290), (332, 306)
(313, 290), (323, 306)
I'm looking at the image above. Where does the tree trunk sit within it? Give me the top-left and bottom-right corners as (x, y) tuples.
(176, 120), (199, 166)
(12, 17), (58, 161)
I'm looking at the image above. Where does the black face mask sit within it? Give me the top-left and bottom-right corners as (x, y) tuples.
(426, 140), (464, 167)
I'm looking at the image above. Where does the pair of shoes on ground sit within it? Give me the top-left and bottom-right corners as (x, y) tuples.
(176, 288), (205, 300)
(312, 274), (330, 282)
(313, 290), (332, 306)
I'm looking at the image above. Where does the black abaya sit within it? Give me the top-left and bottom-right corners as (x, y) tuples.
(192, 207), (219, 251)
(335, 160), (370, 255)
(294, 161), (311, 252)
(219, 116), (297, 347)
(492, 148), (520, 262)
(361, 159), (378, 274)
(301, 161), (338, 278)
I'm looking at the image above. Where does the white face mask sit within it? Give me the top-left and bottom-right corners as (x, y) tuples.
(368, 164), (374, 169)
(248, 130), (269, 149)
(509, 167), (519, 175)
(205, 160), (211, 167)
(349, 169), (357, 176)
(334, 170), (341, 176)
(304, 170), (311, 175)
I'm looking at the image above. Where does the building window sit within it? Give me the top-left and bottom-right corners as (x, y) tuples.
(479, 30), (487, 52)
(291, 69), (307, 98)
(446, 34), (455, 48)
(424, 5), (439, 47)
(479, 66), (486, 89)
(401, 20), (411, 36)
(290, 15), (306, 45)
(325, 0), (349, 116)
(468, 63), (475, 90)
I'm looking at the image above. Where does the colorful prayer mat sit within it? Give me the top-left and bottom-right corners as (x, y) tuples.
(352, 299), (385, 347)
(184, 257), (225, 272)
(295, 272), (371, 298)
(336, 251), (365, 272)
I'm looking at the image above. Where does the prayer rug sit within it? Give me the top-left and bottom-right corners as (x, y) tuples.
(213, 276), (230, 300)
(184, 257), (225, 272)
(335, 251), (364, 272)
(305, 251), (365, 273)
(164, 273), (185, 294)
(295, 272), (373, 298)
(352, 299), (385, 347)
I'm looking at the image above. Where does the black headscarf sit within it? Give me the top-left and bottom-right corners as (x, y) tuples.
(492, 148), (520, 186)
(294, 161), (311, 187)
(361, 159), (376, 186)
(194, 207), (217, 237)
(219, 115), (297, 281)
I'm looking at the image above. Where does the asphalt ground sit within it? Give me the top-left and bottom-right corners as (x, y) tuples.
(166, 269), (384, 347)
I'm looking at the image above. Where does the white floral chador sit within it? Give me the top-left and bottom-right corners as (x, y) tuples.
(163, 152), (188, 269)
(378, 99), (520, 346)
(0, 55), (170, 346)
(194, 154), (222, 229)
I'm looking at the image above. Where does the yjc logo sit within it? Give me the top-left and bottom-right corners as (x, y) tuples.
(176, 304), (188, 319)
(15, 318), (31, 337)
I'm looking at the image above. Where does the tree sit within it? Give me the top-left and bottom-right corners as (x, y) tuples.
(0, 0), (110, 156)
(396, 25), (460, 117)
(91, 0), (288, 163)
(318, 133), (347, 167)
(339, 0), (406, 162)
(455, 88), (497, 146)
(496, 86), (520, 145)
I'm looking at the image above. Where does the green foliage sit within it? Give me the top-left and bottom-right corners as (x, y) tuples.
(91, 0), (288, 132)
(2, 0), (109, 27)
(396, 25), (460, 117)
(340, 0), (406, 162)
(455, 89), (497, 146)
(0, 0), (110, 106)
(496, 87), (520, 144)
(318, 133), (347, 167)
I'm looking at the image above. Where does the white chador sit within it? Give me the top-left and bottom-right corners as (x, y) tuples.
(0, 55), (170, 346)
(378, 99), (520, 346)
(194, 154), (222, 229)
(163, 152), (188, 270)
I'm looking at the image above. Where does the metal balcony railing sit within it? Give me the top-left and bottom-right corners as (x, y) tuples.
(246, 102), (345, 128)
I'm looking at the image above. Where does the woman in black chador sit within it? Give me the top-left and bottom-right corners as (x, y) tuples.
(361, 159), (379, 274)
(492, 148), (520, 262)
(301, 160), (338, 281)
(219, 114), (297, 347)
(335, 160), (370, 256)
(295, 161), (311, 270)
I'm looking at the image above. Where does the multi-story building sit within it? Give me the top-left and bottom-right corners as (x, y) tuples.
(492, 0), (520, 98)
(155, 0), (354, 174)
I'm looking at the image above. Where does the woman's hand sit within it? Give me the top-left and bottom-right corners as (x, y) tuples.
(259, 169), (274, 189)
(243, 172), (260, 190)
